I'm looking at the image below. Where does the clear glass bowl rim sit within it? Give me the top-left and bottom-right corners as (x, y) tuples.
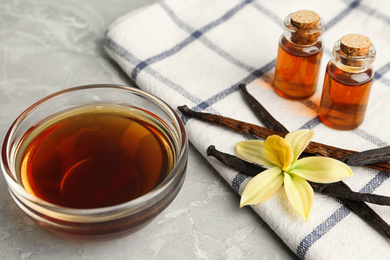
(1, 84), (188, 223)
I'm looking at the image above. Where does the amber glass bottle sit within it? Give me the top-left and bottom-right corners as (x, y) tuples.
(274, 10), (325, 100)
(318, 34), (376, 130)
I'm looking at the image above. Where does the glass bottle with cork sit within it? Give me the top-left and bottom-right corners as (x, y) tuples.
(318, 34), (376, 130)
(274, 10), (325, 100)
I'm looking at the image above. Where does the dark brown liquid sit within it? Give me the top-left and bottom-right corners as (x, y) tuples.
(19, 105), (174, 209)
(274, 36), (323, 100)
(318, 61), (373, 130)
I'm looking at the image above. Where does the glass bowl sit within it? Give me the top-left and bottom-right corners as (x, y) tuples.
(1, 84), (188, 239)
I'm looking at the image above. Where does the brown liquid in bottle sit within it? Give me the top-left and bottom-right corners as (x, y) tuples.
(318, 34), (376, 130)
(274, 10), (324, 100)
(274, 36), (323, 100)
(19, 105), (174, 209)
(318, 62), (373, 130)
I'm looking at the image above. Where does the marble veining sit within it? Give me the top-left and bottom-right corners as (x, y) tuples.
(0, 0), (296, 259)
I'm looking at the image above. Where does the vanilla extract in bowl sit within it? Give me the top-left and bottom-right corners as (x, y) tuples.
(1, 85), (188, 238)
(18, 105), (175, 209)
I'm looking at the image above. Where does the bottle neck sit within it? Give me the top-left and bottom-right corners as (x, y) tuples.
(332, 39), (376, 72)
(333, 60), (371, 74)
(283, 14), (324, 46)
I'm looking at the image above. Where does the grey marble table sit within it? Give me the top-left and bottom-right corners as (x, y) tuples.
(0, 1), (297, 259)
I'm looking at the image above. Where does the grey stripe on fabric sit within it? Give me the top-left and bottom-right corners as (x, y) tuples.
(159, 1), (255, 73)
(131, 0), (255, 80)
(104, 37), (204, 105)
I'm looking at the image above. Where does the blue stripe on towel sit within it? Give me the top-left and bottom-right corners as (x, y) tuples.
(104, 37), (204, 105)
(339, 0), (390, 25)
(252, 1), (283, 27)
(159, 1), (255, 72)
(104, 0), (390, 257)
(296, 205), (351, 259)
(352, 128), (389, 148)
(324, 0), (362, 31)
(375, 62), (390, 80)
(297, 171), (390, 259)
(131, 0), (254, 80)
(232, 173), (249, 193)
(194, 59), (276, 111)
(299, 117), (322, 130)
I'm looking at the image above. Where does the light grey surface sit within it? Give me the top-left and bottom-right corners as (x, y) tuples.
(0, 1), (297, 259)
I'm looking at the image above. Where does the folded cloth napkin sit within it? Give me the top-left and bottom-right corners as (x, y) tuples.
(104, 0), (390, 258)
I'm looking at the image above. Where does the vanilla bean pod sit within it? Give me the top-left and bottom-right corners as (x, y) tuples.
(315, 180), (390, 239)
(342, 146), (390, 166)
(206, 145), (390, 206)
(238, 85), (390, 202)
(207, 145), (267, 174)
(310, 182), (390, 206)
(207, 145), (390, 239)
(236, 85), (390, 238)
(239, 84), (289, 134)
(177, 105), (390, 173)
(179, 94), (390, 239)
(237, 86), (390, 206)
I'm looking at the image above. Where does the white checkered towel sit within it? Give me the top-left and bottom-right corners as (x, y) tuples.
(104, 0), (390, 258)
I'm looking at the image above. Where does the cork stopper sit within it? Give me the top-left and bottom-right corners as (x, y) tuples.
(287, 10), (323, 45)
(340, 34), (371, 56)
(290, 10), (320, 29)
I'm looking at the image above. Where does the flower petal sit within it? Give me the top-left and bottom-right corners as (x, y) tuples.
(263, 135), (293, 171)
(235, 140), (275, 167)
(240, 167), (284, 207)
(285, 129), (314, 163)
(284, 173), (313, 222)
(290, 157), (353, 183)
